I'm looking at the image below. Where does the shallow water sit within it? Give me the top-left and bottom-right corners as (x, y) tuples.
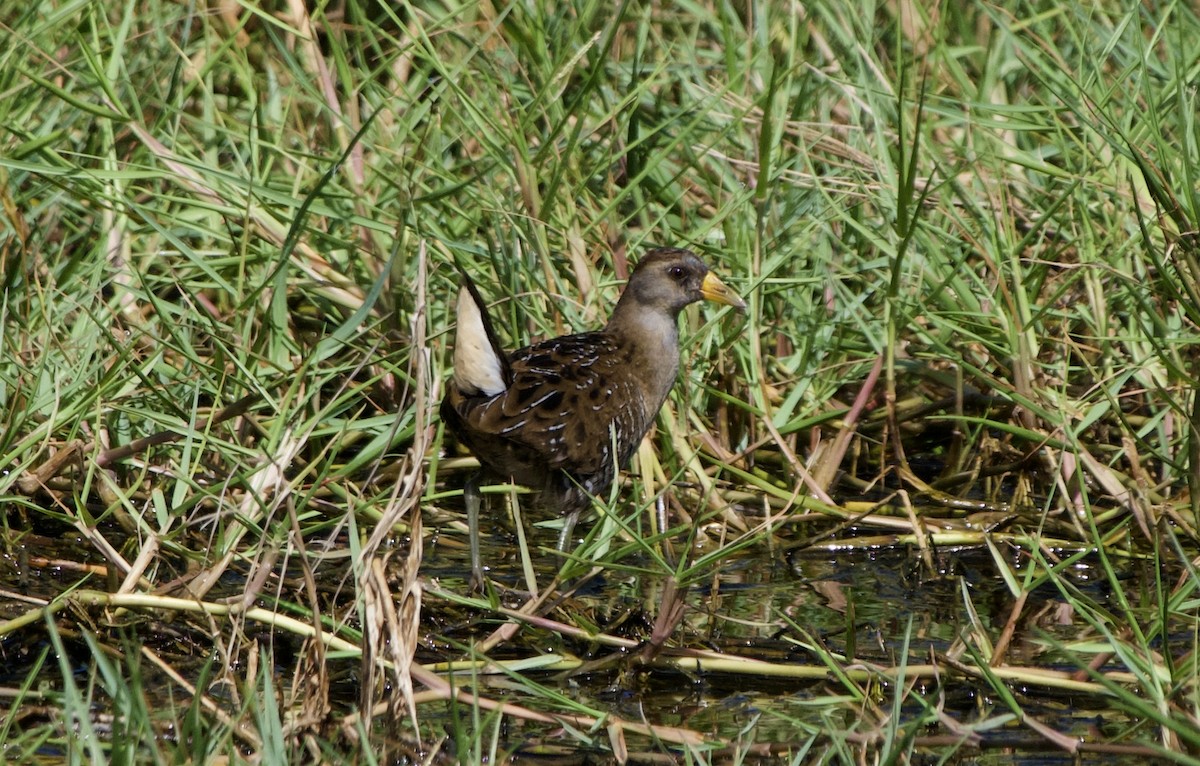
(0, 507), (1180, 763)
(416, 510), (1171, 763)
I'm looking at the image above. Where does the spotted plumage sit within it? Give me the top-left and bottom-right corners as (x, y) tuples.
(441, 248), (745, 585)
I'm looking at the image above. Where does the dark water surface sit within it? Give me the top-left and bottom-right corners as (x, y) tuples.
(0, 513), (1176, 764)
(416, 513), (1168, 764)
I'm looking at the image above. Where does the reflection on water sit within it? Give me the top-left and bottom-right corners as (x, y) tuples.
(418, 516), (1167, 761)
(2, 505), (1174, 763)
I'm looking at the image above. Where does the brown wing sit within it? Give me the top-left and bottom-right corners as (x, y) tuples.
(505, 333), (649, 476)
(451, 332), (652, 484)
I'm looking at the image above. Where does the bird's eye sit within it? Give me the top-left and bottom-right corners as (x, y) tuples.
(668, 265), (686, 280)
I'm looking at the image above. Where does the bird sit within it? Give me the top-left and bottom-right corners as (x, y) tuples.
(440, 247), (745, 586)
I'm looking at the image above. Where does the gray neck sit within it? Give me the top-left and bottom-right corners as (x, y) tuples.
(607, 301), (682, 414)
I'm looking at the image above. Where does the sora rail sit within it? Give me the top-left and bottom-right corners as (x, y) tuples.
(441, 248), (745, 585)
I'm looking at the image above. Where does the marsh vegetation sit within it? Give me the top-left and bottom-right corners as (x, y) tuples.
(2, 0), (1199, 763)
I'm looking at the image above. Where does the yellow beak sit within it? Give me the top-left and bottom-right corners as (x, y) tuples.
(700, 272), (747, 312)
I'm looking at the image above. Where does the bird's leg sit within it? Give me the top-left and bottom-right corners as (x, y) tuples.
(553, 508), (584, 585)
(465, 472), (485, 591)
(655, 493), (677, 567)
(556, 508), (580, 555)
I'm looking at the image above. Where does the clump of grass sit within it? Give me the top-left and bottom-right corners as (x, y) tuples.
(2, 0), (1199, 763)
